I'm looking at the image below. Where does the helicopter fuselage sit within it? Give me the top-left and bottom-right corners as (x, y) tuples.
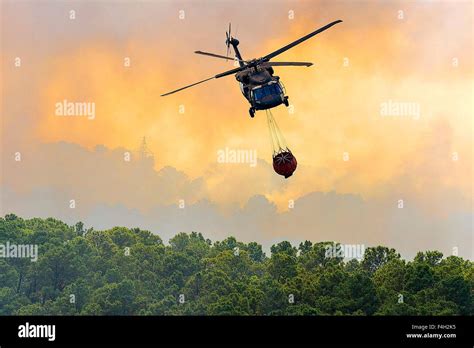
(235, 65), (288, 115)
(229, 38), (290, 117)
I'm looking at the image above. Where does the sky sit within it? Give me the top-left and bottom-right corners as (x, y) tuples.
(1, 0), (473, 259)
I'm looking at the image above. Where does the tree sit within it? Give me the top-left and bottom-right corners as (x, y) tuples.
(414, 251), (443, 266)
(362, 246), (400, 274)
(438, 275), (471, 315)
(270, 241), (297, 257)
(74, 222), (85, 237)
(298, 241), (313, 255)
(1, 215), (472, 316)
(405, 262), (435, 293)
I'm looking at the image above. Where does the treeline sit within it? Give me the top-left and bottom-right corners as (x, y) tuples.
(0, 214), (472, 315)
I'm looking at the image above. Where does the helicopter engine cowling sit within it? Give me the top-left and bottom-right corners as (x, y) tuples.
(249, 69), (272, 84)
(235, 71), (250, 84)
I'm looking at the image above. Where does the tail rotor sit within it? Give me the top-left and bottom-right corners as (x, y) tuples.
(225, 23), (232, 60)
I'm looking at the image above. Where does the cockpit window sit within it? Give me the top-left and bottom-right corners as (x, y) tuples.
(254, 88), (264, 100)
(271, 84), (282, 94)
(253, 83), (282, 101)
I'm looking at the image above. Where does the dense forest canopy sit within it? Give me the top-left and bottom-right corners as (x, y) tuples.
(0, 214), (472, 315)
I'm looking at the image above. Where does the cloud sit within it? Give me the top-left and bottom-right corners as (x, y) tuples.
(1, 141), (472, 259)
(3, 181), (472, 260)
(2, 142), (207, 213)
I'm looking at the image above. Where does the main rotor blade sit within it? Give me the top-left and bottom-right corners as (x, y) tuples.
(160, 77), (215, 96)
(195, 50), (246, 63)
(261, 20), (342, 61)
(215, 66), (246, 78)
(261, 61), (313, 67)
(161, 66), (246, 96)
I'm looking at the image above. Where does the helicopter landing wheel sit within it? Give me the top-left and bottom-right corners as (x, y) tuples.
(249, 107), (255, 118)
(283, 96), (289, 107)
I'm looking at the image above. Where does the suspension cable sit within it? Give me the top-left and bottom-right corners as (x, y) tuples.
(266, 109), (288, 155)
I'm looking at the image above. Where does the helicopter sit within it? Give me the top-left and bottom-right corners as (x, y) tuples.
(161, 20), (342, 118)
